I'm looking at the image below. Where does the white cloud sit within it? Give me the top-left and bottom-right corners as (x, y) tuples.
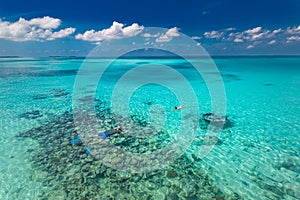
(204, 30), (224, 39)
(123, 23), (144, 37)
(155, 27), (180, 42)
(225, 27), (236, 31)
(234, 38), (243, 43)
(192, 36), (202, 40)
(250, 30), (270, 40)
(142, 33), (160, 38)
(210, 25), (300, 46)
(245, 27), (262, 34)
(75, 21), (144, 42)
(286, 36), (300, 42)
(240, 27), (272, 41)
(286, 25), (300, 34)
(0, 16), (75, 42)
(273, 28), (282, 34)
(49, 28), (76, 40)
(29, 16), (61, 29)
(268, 40), (276, 44)
(246, 45), (254, 49)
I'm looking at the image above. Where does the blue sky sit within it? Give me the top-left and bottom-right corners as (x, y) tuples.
(0, 0), (299, 56)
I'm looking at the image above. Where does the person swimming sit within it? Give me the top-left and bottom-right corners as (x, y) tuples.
(89, 126), (122, 144)
(174, 104), (186, 111)
(71, 126), (123, 154)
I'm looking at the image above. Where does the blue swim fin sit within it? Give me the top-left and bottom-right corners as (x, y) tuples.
(71, 137), (82, 144)
(86, 144), (91, 155)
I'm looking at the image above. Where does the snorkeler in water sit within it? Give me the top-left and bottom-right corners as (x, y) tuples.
(174, 104), (186, 111)
(71, 126), (124, 154)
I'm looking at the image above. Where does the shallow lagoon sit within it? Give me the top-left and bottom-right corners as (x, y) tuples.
(0, 57), (299, 199)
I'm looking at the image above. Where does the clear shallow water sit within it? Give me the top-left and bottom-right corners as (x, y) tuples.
(0, 57), (299, 199)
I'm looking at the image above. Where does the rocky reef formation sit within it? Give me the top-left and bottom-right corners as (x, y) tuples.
(17, 100), (240, 199)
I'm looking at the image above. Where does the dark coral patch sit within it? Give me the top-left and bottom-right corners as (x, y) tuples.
(202, 113), (233, 129)
(19, 110), (43, 119)
(144, 101), (152, 105)
(166, 170), (178, 178)
(52, 88), (69, 97)
(32, 94), (48, 100)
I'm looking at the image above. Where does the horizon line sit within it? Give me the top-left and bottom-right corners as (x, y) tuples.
(1, 54), (300, 59)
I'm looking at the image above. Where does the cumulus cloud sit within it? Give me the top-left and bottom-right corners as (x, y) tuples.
(245, 27), (262, 34)
(192, 36), (202, 40)
(273, 28), (282, 34)
(234, 38), (243, 43)
(142, 27), (190, 43)
(246, 45), (254, 49)
(29, 16), (61, 29)
(204, 30), (224, 39)
(155, 27), (180, 42)
(225, 27), (236, 31)
(286, 36), (300, 42)
(268, 40), (276, 44)
(230, 27), (271, 41)
(286, 25), (300, 34)
(75, 21), (144, 42)
(204, 25), (300, 47)
(251, 31), (271, 40)
(204, 27), (237, 39)
(142, 33), (160, 38)
(49, 27), (76, 40)
(0, 16), (75, 42)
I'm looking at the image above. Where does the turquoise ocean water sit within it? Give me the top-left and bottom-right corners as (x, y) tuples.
(0, 56), (299, 199)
